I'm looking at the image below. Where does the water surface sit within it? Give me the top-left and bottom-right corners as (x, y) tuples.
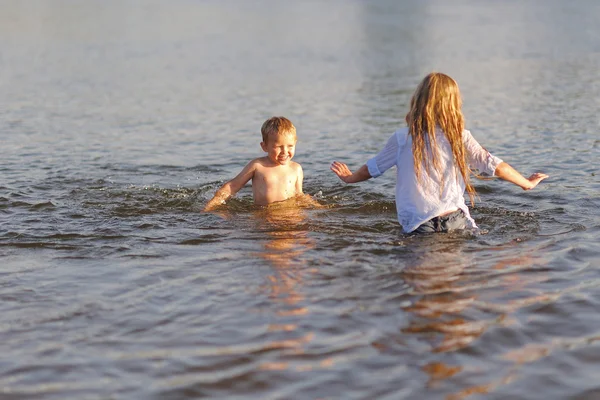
(1, 1), (600, 398)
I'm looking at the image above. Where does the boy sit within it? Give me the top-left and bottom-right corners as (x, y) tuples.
(203, 116), (305, 211)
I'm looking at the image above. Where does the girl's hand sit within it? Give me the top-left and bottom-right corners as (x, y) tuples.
(330, 161), (353, 183)
(525, 172), (549, 190)
(331, 162), (372, 184)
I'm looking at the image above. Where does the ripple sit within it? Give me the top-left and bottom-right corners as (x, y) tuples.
(1, 1), (599, 399)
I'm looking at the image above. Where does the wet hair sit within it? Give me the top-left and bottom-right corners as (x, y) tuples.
(261, 116), (296, 144)
(405, 72), (476, 204)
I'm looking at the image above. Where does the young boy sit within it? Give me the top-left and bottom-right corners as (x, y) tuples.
(203, 116), (305, 211)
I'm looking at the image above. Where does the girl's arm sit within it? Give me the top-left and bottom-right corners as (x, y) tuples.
(494, 162), (548, 190)
(463, 131), (548, 189)
(330, 162), (372, 183)
(203, 161), (257, 211)
(331, 131), (402, 183)
(464, 130), (504, 175)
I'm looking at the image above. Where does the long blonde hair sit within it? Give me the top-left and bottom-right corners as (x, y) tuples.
(405, 72), (476, 204)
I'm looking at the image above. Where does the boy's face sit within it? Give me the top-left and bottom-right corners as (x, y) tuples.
(260, 132), (297, 166)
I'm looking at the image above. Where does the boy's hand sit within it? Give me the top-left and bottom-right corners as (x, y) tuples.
(330, 161), (353, 183)
(203, 184), (233, 212)
(524, 172), (549, 190)
(203, 197), (224, 212)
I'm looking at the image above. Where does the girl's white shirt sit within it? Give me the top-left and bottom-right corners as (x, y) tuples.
(366, 127), (503, 233)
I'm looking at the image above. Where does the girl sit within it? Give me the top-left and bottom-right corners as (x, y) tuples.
(330, 72), (548, 234)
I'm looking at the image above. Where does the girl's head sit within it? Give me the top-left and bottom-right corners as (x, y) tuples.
(406, 73), (475, 203)
(405, 72), (463, 132)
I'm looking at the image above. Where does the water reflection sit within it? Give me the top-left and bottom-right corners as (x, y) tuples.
(256, 201), (314, 307)
(253, 200), (322, 372)
(400, 237), (484, 354)
(396, 237), (551, 397)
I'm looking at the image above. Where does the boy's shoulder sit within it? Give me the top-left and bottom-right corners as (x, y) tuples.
(250, 157), (302, 171)
(249, 156), (271, 168)
(286, 161), (303, 176)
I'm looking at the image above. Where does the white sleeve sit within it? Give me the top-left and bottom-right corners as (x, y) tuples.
(366, 132), (400, 178)
(463, 130), (503, 176)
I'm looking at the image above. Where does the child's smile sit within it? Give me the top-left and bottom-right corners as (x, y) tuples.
(261, 133), (297, 166)
(203, 116), (307, 211)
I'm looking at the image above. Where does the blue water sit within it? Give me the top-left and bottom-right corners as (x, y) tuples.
(1, 1), (600, 398)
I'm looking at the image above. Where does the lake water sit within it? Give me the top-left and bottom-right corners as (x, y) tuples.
(1, 0), (600, 398)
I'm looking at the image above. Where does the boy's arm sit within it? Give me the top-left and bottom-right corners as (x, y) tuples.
(295, 164), (304, 194)
(330, 162), (372, 183)
(203, 161), (257, 211)
(294, 164), (324, 208)
(494, 162), (548, 190)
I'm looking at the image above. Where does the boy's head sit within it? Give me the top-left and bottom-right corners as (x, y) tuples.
(260, 117), (297, 166)
(260, 116), (296, 144)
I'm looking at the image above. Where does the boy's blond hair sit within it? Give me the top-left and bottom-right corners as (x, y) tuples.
(261, 116), (296, 143)
(405, 72), (475, 205)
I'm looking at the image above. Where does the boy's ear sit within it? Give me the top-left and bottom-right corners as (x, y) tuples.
(260, 141), (267, 152)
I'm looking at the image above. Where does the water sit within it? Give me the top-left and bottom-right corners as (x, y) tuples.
(1, 0), (600, 398)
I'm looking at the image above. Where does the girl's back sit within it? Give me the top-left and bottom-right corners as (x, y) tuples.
(370, 126), (502, 232)
(331, 72), (547, 234)
(396, 127), (470, 232)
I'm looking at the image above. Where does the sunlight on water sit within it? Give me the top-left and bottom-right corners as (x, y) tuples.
(1, 0), (600, 398)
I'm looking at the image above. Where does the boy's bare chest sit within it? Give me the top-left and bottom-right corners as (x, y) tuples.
(253, 167), (296, 188)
